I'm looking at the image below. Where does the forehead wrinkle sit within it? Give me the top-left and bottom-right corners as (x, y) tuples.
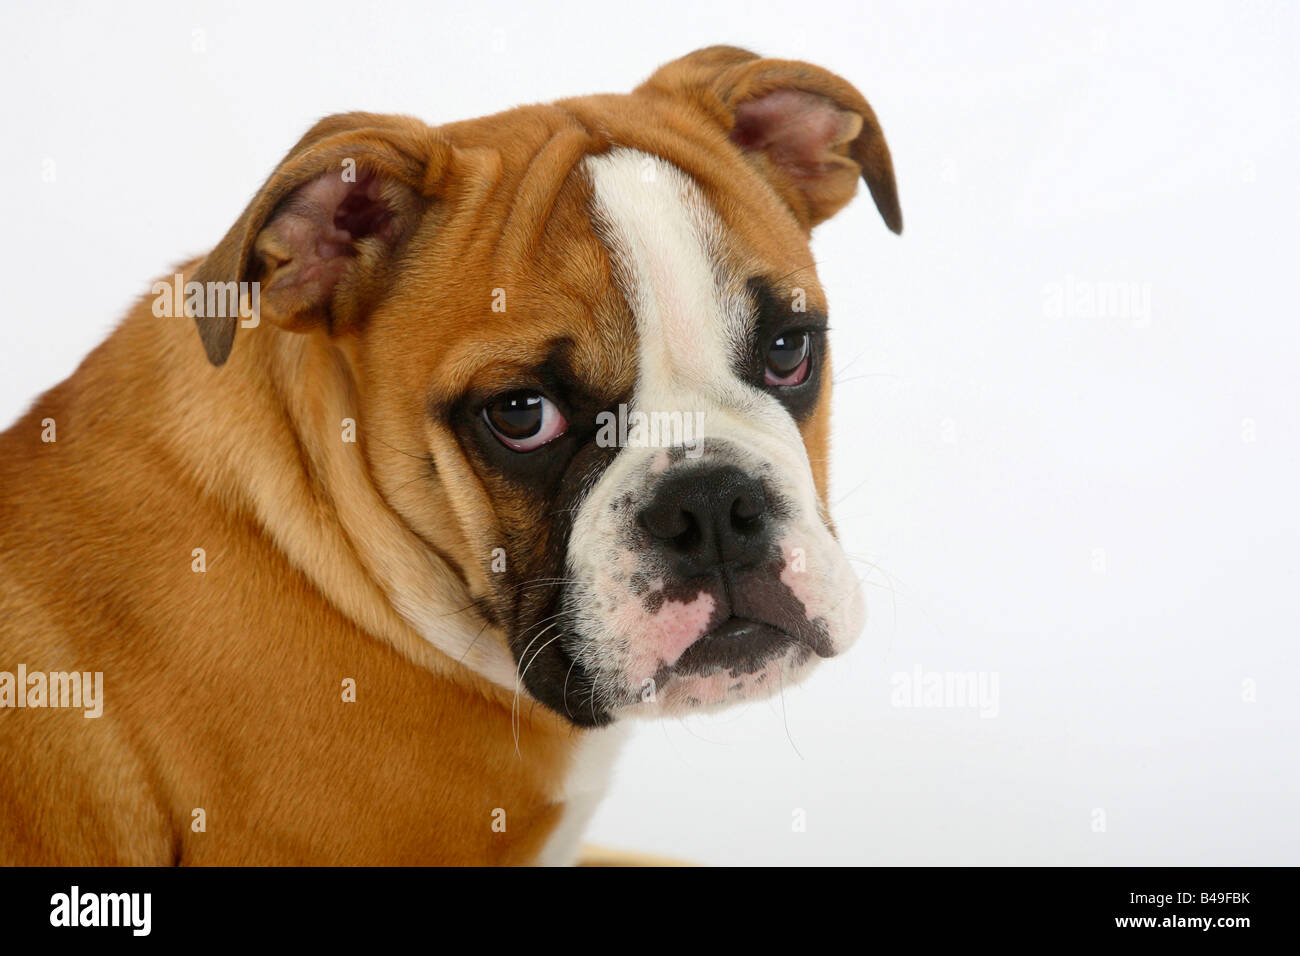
(512, 151), (638, 401)
(488, 118), (597, 263)
(425, 334), (558, 413)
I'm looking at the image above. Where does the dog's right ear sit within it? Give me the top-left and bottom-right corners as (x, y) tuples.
(189, 113), (451, 366)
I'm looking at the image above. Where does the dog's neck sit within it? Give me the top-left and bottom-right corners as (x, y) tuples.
(125, 263), (528, 716)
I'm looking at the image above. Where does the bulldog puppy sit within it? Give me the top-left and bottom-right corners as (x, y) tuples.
(0, 46), (900, 865)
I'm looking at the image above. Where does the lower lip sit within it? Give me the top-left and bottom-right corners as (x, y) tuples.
(672, 617), (798, 675)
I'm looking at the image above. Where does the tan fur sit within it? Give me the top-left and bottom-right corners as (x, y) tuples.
(0, 47), (896, 864)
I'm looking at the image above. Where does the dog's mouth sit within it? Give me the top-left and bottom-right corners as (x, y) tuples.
(510, 538), (851, 722)
(671, 615), (830, 678)
(511, 507), (855, 725)
(631, 612), (827, 713)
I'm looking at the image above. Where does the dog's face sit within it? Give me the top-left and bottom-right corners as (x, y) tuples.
(190, 47), (900, 727)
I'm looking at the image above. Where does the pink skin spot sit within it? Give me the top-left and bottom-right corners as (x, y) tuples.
(778, 536), (826, 621)
(649, 450), (671, 474)
(619, 590), (716, 681)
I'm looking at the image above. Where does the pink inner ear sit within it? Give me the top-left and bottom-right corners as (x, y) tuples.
(731, 89), (858, 178)
(333, 171), (397, 244)
(259, 169), (398, 299)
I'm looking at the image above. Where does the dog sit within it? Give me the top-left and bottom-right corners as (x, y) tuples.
(0, 46), (900, 865)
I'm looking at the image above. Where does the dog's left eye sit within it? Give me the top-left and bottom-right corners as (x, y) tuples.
(483, 391), (568, 451)
(764, 332), (811, 386)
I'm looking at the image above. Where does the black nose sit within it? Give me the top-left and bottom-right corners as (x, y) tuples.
(638, 465), (771, 576)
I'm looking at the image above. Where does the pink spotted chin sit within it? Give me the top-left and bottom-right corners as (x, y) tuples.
(651, 640), (817, 712)
(621, 589), (717, 682)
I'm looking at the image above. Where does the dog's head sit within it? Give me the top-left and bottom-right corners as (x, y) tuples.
(189, 47), (900, 727)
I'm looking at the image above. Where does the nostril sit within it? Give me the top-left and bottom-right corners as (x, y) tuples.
(729, 489), (767, 533)
(639, 503), (689, 541)
(640, 502), (704, 556)
(671, 513), (702, 553)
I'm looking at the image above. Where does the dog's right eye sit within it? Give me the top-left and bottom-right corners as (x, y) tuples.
(482, 391), (568, 452)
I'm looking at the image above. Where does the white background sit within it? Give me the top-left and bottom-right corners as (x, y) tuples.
(2, 1), (1296, 864)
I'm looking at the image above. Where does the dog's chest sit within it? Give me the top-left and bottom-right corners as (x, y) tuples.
(534, 724), (630, 865)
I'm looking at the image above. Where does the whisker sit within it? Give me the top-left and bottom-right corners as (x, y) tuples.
(512, 623), (567, 755)
(769, 259), (819, 287)
(832, 371), (902, 387)
(455, 616), (492, 668)
(371, 436), (433, 463)
(832, 475), (871, 507)
(775, 660), (803, 760)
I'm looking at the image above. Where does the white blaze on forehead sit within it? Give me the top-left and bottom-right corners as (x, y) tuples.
(584, 149), (749, 407)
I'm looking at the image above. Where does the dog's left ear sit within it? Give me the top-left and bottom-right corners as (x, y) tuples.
(639, 46), (902, 233)
(189, 113), (450, 366)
